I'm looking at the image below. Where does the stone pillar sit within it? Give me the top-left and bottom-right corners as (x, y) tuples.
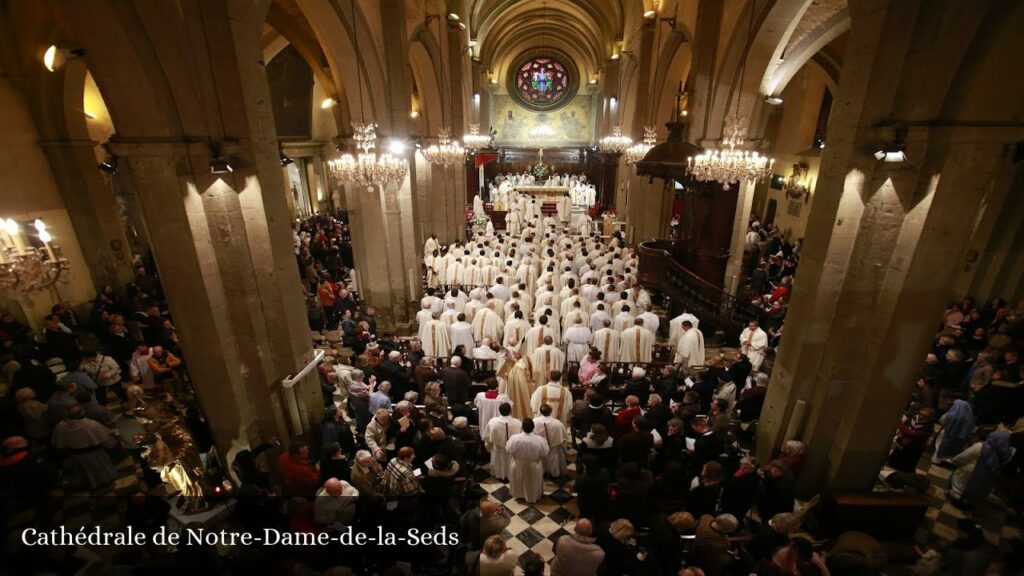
(723, 181), (755, 294)
(598, 152), (621, 208)
(40, 140), (135, 289)
(110, 139), (322, 454)
(755, 0), (1019, 493)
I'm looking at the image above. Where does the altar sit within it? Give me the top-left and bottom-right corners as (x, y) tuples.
(514, 185), (571, 197)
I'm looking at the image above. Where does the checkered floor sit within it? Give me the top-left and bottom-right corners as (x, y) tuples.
(478, 451), (580, 571)
(880, 454), (1022, 548)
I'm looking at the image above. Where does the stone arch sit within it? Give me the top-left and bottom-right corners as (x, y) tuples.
(408, 31), (444, 137)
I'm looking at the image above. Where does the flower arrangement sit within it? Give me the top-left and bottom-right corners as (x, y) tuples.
(530, 162), (551, 179)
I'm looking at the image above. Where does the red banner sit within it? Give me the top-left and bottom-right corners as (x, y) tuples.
(474, 153), (499, 168)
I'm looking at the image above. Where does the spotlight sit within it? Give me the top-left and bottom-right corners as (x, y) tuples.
(98, 155), (119, 174)
(410, 110), (420, 118)
(643, 10), (657, 18)
(589, 78), (598, 85)
(279, 151), (294, 166)
(447, 12), (460, 21)
(209, 144), (233, 174)
(321, 98), (336, 109)
(610, 53), (620, 60)
(874, 145), (906, 163)
(764, 95), (784, 105)
(42, 45), (84, 72)
(458, 22), (466, 30)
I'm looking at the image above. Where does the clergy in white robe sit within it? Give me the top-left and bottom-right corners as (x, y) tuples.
(638, 307), (660, 335)
(440, 304), (460, 327)
(523, 318), (558, 357)
(421, 314), (452, 358)
(564, 320), (594, 363)
(449, 317), (476, 355)
(618, 319), (654, 363)
(613, 309), (635, 333)
(472, 339), (501, 361)
(506, 421), (549, 503)
(739, 320), (770, 370)
(472, 304), (504, 344)
(503, 313), (531, 352)
(463, 298), (484, 325)
(589, 305), (611, 333)
(535, 408), (568, 477)
(475, 382), (510, 439)
(668, 312), (701, 347)
(629, 287), (652, 311)
(530, 339), (566, 387)
(424, 235), (439, 259)
(504, 353), (535, 421)
(484, 405), (522, 481)
(443, 289), (468, 315)
(530, 376), (572, 428)
(593, 323), (620, 364)
(675, 322), (706, 367)
(416, 305), (434, 341)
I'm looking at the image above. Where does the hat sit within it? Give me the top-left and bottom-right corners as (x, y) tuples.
(452, 416), (468, 429)
(366, 342), (380, 351)
(712, 514), (739, 534)
(769, 513), (801, 534)
(631, 367), (646, 378)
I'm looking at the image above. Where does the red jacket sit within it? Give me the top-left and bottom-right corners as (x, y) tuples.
(277, 452), (319, 499)
(614, 406), (642, 437)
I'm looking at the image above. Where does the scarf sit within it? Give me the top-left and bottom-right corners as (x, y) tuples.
(943, 400), (975, 443)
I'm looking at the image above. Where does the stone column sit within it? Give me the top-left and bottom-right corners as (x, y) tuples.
(723, 181), (755, 294)
(754, 0), (1019, 493)
(598, 152), (621, 208)
(40, 140), (135, 289)
(110, 139), (322, 453)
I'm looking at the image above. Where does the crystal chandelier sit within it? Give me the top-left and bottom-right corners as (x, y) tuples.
(463, 123), (492, 150)
(599, 125), (633, 154)
(328, 0), (408, 189)
(687, 114), (774, 190)
(0, 218), (70, 295)
(422, 127), (465, 167)
(625, 125), (657, 164)
(328, 121), (408, 188)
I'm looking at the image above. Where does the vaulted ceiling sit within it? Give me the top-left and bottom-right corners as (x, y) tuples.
(471, 0), (634, 82)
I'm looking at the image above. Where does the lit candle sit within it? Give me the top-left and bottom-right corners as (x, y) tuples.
(3, 219), (24, 254)
(34, 219), (57, 261)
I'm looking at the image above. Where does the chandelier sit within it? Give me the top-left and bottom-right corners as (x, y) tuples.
(687, 114), (773, 190)
(423, 127), (465, 167)
(328, 0), (408, 189)
(0, 218), (70, 295)
(328, 121), (408, 188)
(626, 125), (657, 164)
(463, 123), (492, 150)
(599, 125), (633, 154)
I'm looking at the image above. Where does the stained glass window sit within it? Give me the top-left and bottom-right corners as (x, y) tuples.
(509, 56), (574, 111)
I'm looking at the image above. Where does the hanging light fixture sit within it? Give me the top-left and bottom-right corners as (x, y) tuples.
(423, 13), (465, 167)
(328, 0), (409, 188)
(599, 125), (633, 153)
(463, 123), (492, 150)
(686, 0), (773, 190)
(626, 126), (657, 164)
(0, 218), (71, 295)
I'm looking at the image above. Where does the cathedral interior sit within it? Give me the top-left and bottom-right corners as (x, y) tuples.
(0, 0), (1023, 575)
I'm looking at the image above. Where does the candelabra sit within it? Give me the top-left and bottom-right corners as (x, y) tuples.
(327, 122), (408, 188)
(0, 218), (70, 295)
(463, 124), (492, 150)
(686, 114), (774, 190)
(599, 125), (633, 154)
(625, 125), (657, 164)
(422, 127), (466, 167)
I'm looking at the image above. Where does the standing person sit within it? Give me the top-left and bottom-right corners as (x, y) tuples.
(675, 321), (706, 367)
(739, 320), (769, 370)
(550, 519), (605, 576)
(147, 345), (182, 393)
(504, 351), (535, 421)
(530, 336), (565, 388)
(79, 350), (123, 405)
(534, 404), (568, 478)
(51, 405), (119, 489)
(932, 400), (975, 464)
(563, 317), (593, 363)
(474, 379), (509, 439)
(887, 408), (935, 473)
(506, 419), (549, 503)
(484, 403), (521, 482)
(277, 441), (319, 499)
(619, 318), (654, 363)
(950, 430), (1013, 508)
(530, 371), (572, 427)
(593, 319), (620, 364)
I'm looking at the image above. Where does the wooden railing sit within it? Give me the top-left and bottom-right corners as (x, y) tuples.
(638, 240), (762, 342)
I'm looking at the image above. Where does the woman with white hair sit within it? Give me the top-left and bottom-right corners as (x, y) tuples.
(779, 440), (806, 477)
(467, 534), (517, 576)
(424, 381), (449, 423)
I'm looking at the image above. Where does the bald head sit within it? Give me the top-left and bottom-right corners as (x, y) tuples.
(480, 501), (501, 517)
(324, 478), (343, 496)
(575, 518), (594, 537)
